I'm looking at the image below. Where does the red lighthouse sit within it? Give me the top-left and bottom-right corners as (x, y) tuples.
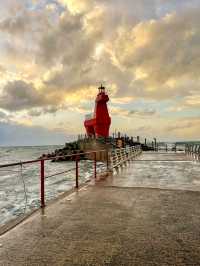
(84, 85), (111, 138)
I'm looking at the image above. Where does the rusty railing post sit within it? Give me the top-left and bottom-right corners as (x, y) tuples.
(40, 159), (45, 208)
(94, 152), (97, 179)
(76, 156), (79, 188)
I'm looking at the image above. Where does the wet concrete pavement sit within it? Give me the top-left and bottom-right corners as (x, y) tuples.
(107, 152), (200, 191)
(0, 152), (200, 265)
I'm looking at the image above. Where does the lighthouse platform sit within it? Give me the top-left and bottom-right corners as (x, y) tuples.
(1, 151), (200, 265)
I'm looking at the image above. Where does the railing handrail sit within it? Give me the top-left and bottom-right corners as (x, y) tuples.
(0, 149), (107, 169)
(110, 145), (142, 169)
(185, 144), (200, 156)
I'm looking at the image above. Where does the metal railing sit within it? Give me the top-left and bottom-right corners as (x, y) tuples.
(0, 147), (141, 212)
(156, 143), (186, 152)
(185, 144), (200, 160)
(110, 146), (142, 169)
(0, 150), (109, 209)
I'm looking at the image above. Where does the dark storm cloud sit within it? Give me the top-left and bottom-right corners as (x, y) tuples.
(37, 11), (83, 66)
(0, 80), (45, 111)
(0, 12), (30, 35)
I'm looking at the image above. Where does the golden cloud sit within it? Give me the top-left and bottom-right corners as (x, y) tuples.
(110, 8), (200, 100)
(58, 0), (93, 14)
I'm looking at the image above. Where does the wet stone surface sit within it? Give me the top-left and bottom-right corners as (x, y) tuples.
(109, 152), (200, 191)
(0, 152), (200, 266)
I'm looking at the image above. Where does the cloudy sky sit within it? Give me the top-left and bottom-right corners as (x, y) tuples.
(0, 0), (200, 145)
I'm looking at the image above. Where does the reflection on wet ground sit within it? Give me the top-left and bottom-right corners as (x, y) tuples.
(106, 152), (200, 191)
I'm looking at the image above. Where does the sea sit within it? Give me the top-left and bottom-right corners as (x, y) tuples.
(0, 145), (106, 227)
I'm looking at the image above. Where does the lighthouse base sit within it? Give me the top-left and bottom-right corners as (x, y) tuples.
(79, 139), (112, 162)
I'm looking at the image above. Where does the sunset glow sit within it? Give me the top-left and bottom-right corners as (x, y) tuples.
(0, 0), (200, 145)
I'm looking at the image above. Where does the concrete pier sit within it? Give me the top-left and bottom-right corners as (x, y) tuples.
(1, 152), (200, 265)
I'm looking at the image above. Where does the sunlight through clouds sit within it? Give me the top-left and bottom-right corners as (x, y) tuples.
(0, 0), (199, 142)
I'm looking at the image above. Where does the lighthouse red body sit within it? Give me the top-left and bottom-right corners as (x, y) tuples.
(84, 85), (111, 138)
